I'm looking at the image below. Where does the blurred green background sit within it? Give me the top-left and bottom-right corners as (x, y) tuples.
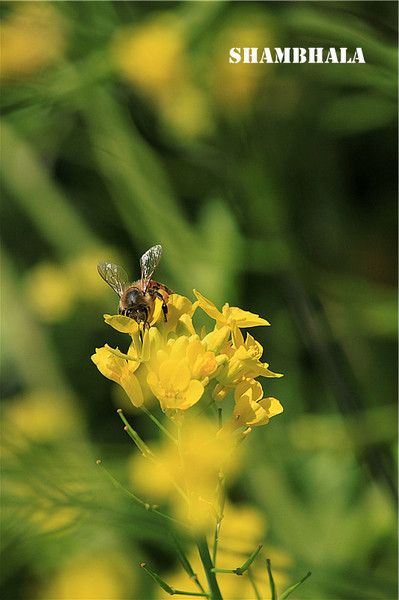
(1, 1), (397, 599)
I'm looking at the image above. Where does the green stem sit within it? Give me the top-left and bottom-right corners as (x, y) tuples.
(196, 537), (223, 600)
(172, 592), (209, 598)
(266, 559), (277, 600)
(121, 413), (188, 503)
(211, 568), (235, 574)
(170, 531), (207, 595)
(212, 468), (226, 567)
(117, 409), (153, 456)
(212, 521), (220, 567)
(217, 408), (223, 430)
(211, 544), (263, 576)
(247, 568), (261, 600)
(141, 404), (178, 444)
(279, 571), (312, 600)
(95, 459), (182, 526)
(235, 544), (263, 575)
(140, 562), (209, 597)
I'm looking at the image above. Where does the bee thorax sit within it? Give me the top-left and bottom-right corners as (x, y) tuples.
(125, 288), (142, 305)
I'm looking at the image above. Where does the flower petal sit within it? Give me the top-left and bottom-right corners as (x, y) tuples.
(149, 297), (163, 326)
(202, 326), (230, 353)
(193, 290), (222, 321)
(91, 347), (124, 383)
(104, 314), (139, 334)
(179, 379), (204, 409)
(120, 372), (144, 407)
(224, 306), (270, 328)
(259, 397), (284, 418)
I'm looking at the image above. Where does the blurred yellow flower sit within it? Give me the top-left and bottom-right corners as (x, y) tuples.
(111, 14), (215, 140)
(3, 390), (80, 441)
(0, 3), (66, 80)
(66, 250), (115, 301)
(112, 15), (185, 99)
(208, 10), (275, 112)
(25, 262), (75, 322)
(43, 552), (136, 600)
(129, 416), (239, 532)
(159, 83), (214, 140)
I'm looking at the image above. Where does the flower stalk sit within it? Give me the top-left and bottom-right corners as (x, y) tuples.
(212, 470), (226, 567)
(95, 459), (182, 526)
(211, 544), (263, 576)
(279, 571), (312, 600)
(117, 409), (153, 457)
(247, 568), (261, 600)
(140, 562), (209, 597)
(141, 404), (178, 444)
(170, 531), (207, 596)
(196, 537), (223, 600)
(266, 558), (277, 600)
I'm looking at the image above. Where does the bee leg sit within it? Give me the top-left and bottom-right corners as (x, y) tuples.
(162, 302), (168, 322)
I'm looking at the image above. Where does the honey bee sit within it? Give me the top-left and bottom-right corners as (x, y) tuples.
(97, 244), (172, 326)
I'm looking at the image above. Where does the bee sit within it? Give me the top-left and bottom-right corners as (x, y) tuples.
(97, 244), (172, 326)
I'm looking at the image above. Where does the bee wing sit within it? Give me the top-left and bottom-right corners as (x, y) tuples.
(97, 262), (129, 298)
(140, 244), (162, 291)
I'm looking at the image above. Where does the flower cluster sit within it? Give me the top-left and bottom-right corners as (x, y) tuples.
(92, 290), (283, 430)
(90, 290), (307, 599)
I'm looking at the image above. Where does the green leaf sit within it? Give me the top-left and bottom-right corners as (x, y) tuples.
(279, 572), (312, 600)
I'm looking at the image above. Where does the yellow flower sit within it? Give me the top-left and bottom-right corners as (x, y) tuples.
(159, 83), (214, 140)
(3, 390), (80, 442)
(25, 262), (75, 322)
(66, 249), (116, 301)
(147, 361), (203, 412)
(112, 15), (185, 99)
(91, 346), (143, 407)
(147, 334), (218, 410)
(208, 10), (275, 113)
(157, 293), (196, 338)
(129, 416), (239, 532)
(43, 551), (136, 600)
(0, 4), (66, 80)
(231, 379), (283, 428)
(194, 290), (270, 331)
(201, 325), (231, 354)
(217, 343), (282, 388)
(147, 335), (218, 411)
(93, 289), (283, 422)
